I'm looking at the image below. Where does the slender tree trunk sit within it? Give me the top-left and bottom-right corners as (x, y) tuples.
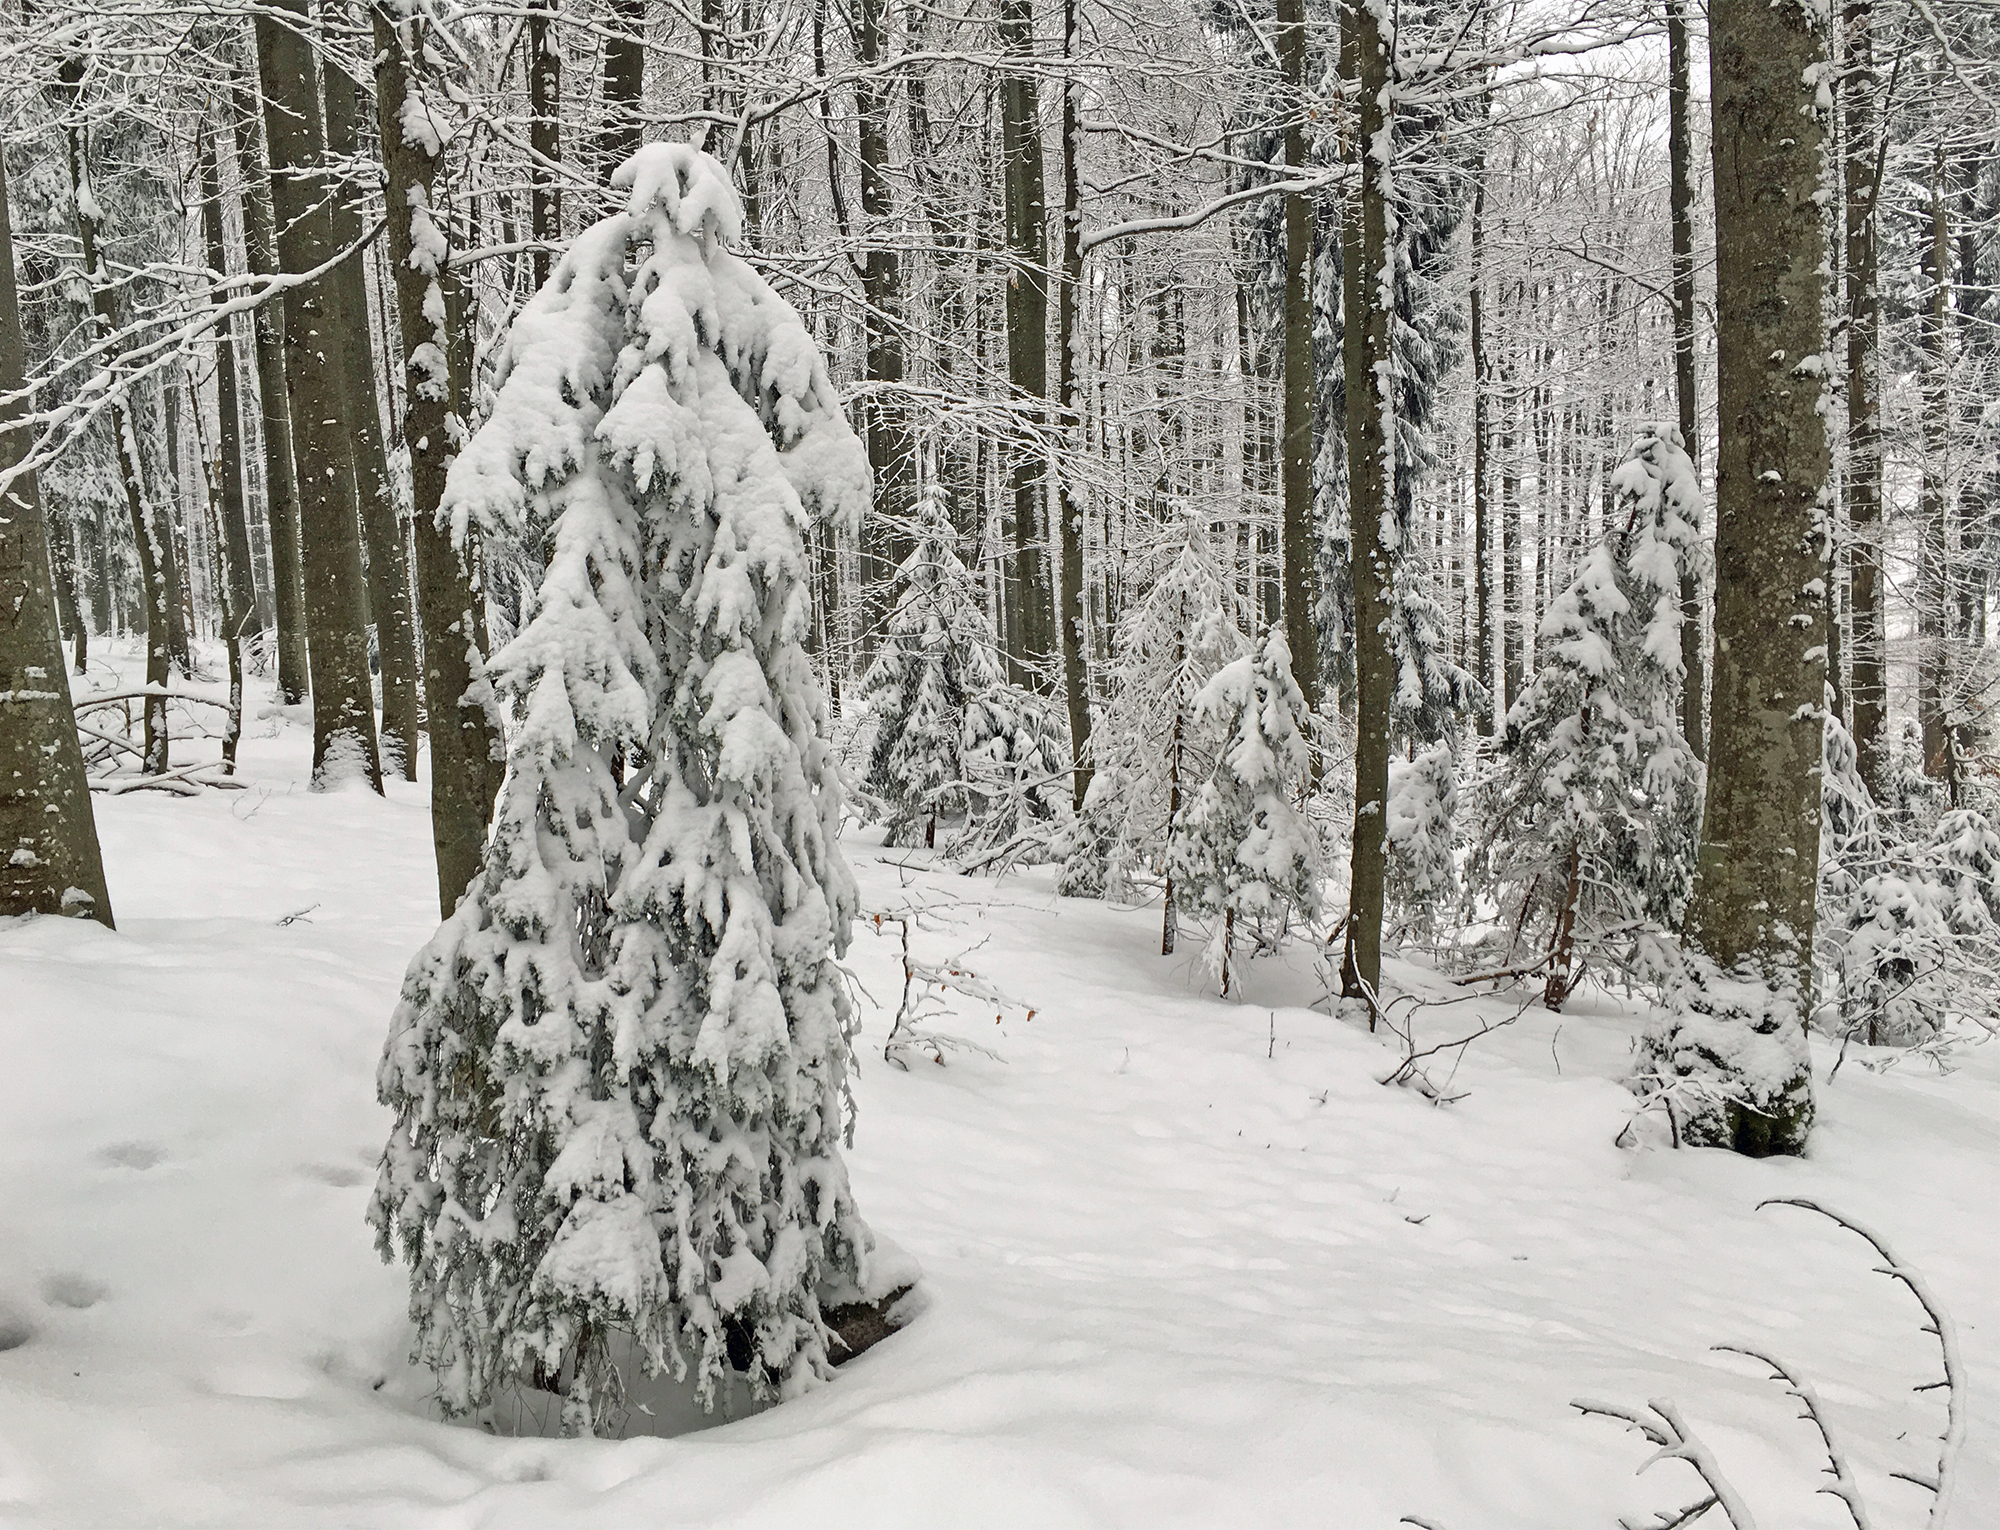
(1470, 124), (1492, 734)
(56, 57), (170, 771)
(1917, 144), (1950, 778)
(323, 60), (423, 781)
(1339, 0), (1393, 1004)
(1500, 358), (1522, 715)
(230, 56), (311, 706)
(1844, 0), (1883, 789)
(374, 2), (502, 912)
(1056, 0), (1092, 808)
(198, 122), (259, 653)
(198, 120), (258, 772)
(999, 0), (1054, 683)
(255, 1), (384, 791)
(1678, 0), (1831, 1155)
(1277, 0), (1320, 723)
(1162, 621), (1186, 957)
(528, 0), (562, 289)
(47, 513), (84, 673)
(158, 393), (193, 677)
(0, 152), (113, 926)
(854, 0), (913, 665)
(1667, 0), (1706, 760)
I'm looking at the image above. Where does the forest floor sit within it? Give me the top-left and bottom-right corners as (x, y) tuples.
(4, 656), (1999, 1528)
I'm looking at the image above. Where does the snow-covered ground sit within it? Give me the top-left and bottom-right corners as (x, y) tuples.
(5, 681), (1998, 1528)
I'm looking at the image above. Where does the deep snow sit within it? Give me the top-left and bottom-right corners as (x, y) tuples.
(4, 677), (1998, 1528)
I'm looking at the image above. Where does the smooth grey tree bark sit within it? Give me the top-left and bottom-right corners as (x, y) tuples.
(374, 1), (501, 913)
(255, 0), (384, 791)
(0, 151), (113, 927)
(1667, 0), (1832, 1155)
(323, 58), (423, 782)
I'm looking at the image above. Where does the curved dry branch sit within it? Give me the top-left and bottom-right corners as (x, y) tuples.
(1711, 1344), (1873, 1530)
(1760, 1199), (1964, 1525)
(1572, 1396), (1758, 1530)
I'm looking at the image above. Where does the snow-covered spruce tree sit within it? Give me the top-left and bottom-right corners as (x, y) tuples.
(1476, 426), (1704, 1011)
(371, 145), (909, 1436)
(1059, 515), (1248, 943)
(1167, 626), (1323, 993)
(852, 488), (1065, 862)
(853, 492), (1010, 848)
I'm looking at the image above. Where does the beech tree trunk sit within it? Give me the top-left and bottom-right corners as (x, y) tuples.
(999, 0), (1054, 682)
(1339, 0), (1392, 1004)
(1470, 113), (1492, 735)
(255, 0), (384, 791)
(0, 151), (113, 927)
(374, 2), (502, 913)
(1916, 145), (1950, 780)
(323, 60), (423, 781)
(1276, 0), (1319, 722)
(1056, 0), (1092, 808)
(854, 0), (913, 664)
(230, 55), (311, 706)
(1678, 0), (1831, 1155)
(528, 0), (562, 288)
(600, 0), (645, 173)
(1667, 0), (1706, 761)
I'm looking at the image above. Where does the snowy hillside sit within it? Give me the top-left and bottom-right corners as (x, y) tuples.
(4, 708), (1994, 1529)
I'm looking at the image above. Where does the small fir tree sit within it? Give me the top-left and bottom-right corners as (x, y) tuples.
(370, 146), (908, 1436)
(1477, 425), (1704, 1010)
(1167, 626), (1323, 993)
(1059, 515), (1249, 949)
(853, 493), (1012, 848)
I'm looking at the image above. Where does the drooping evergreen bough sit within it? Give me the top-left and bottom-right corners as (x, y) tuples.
(370, 145), (913, 1436)
(1167, 625), (1323, 991)
(1478, 425), (1704, 1011)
